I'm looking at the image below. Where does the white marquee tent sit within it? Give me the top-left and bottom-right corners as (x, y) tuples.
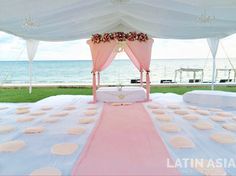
(1, 0), (236, 92)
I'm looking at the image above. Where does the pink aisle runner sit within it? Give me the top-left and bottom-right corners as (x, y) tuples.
(72, 103), (180, 176)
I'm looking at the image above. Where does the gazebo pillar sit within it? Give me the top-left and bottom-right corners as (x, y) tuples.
(97, 72), (100, 87)
(146, 71), (150, 101)
(92, 72), (97, 103)
(140, 70), (143, 86)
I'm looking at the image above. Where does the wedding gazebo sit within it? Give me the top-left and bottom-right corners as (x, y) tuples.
(87, 32), (153, 102)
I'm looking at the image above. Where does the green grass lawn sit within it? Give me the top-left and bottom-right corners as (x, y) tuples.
(0, 86), (236, 103)
(0, 87), (92, 103)
(151, 86), (236, 94)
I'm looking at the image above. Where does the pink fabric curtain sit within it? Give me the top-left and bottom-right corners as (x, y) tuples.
(126, 39), (153, 71)
(124, 46), (143, 86)
(124, 47), (141, 71)
(87, 40), (117, 102)
(87, 40), (117, 72)
(125, 39), (154, 100)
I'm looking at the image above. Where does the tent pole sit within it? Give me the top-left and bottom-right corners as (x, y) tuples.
(211, 57), (216, 90)
(201, 70), (204, 83)
(174, 70), (177, 82)
(207, 38), (219, 91)
(180, 70), (182, 83)
(26, 39), (39, 94)
(193, 71), (196, 83)
(29, 60), (32, 94)
(234, 70), (236, 82)
(228, 70), (231, 82)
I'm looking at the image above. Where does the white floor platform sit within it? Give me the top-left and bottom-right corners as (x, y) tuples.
(96, 86), (147, 102)
(183, 90), (236, 109)
(1, 93), (236, 175)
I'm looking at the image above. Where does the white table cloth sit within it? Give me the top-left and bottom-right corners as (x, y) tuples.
(183, 90), (236, 109)
(96, 87), (147, 103)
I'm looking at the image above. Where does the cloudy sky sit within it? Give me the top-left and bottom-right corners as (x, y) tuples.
(0, 31), (236, 61)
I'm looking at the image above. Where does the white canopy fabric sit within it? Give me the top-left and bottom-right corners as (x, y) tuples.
(1, 0), (236, 41)
(207, 38), (219, 90)
(26, 40), (39, 94)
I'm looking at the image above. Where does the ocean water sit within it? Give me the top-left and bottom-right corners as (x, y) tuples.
(0, 59), (235, 85)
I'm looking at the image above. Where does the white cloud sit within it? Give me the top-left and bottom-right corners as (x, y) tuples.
(34, 39), (91, 60)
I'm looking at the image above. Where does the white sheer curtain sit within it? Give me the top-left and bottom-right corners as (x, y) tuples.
(207, 38), (219, 90)
(26, 39), (39, 94)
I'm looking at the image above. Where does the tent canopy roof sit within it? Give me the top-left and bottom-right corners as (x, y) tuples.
(1, 0), (236, 41)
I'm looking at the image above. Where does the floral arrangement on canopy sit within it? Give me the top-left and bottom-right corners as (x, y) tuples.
(91, 32), (149, 44)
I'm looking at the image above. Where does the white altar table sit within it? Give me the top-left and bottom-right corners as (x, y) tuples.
(96, 87), (147, 102)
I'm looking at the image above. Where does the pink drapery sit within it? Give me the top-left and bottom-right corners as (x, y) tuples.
(126, 39), (154, 100)
(87, 38), (154, 102)
(124, 46), (144, 85)
(87, 40), (118, 72)
(87, 40), (117, 102)
(126, 40), (153, 71)
(124, 46), (141, 71)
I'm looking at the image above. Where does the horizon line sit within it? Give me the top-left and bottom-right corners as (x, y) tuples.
(0, 58), (234, 61)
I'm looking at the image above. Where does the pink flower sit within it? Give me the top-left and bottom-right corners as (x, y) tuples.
(137, 33), (148, 42)
(102, 33), (111, 42)
(126, 32), (137, 41)
(114, 32), (126, 41)
(92, 34), (102, 44)
(91, 32), (149, 43)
